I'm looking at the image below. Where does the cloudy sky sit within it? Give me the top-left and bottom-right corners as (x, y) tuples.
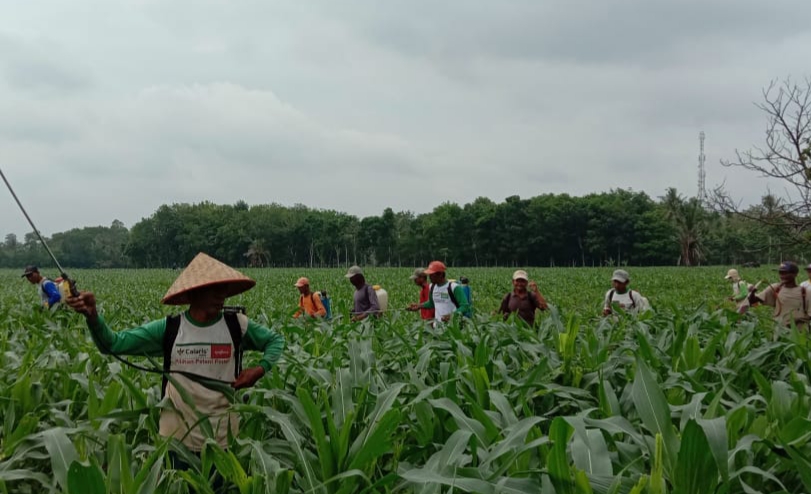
(2, 0), (810, 237)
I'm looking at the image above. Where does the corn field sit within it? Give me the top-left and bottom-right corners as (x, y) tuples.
(1, 267), (810, 493)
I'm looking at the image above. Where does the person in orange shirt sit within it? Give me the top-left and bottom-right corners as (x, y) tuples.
(293, 277), (326, 318)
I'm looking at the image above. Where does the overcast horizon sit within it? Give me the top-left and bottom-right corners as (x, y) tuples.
(2, 1), (811, 238)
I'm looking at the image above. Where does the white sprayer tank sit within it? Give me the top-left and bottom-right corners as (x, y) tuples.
(373, 285), (388, 313)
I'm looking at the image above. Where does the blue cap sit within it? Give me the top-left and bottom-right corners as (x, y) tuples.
(777, 261), (799, 273)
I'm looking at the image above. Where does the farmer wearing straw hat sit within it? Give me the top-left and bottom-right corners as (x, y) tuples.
(498, 270), (548, 326)
(724, 268), (751, 313)
(748, 261), (811, 332)
(293, 277), (326, 318)
(406, 268), (435, 321)
(66, 253), (285, 454)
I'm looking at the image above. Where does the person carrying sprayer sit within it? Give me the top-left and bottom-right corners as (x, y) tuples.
(346, 265), (381, 321)
(408, 261), (471, 325)
(602, 269), (650, 316)
(293, 277), (327, 318)
(724, 268), (751, 314)
(66, 253), (285, 461)
(498, 270), (548, 326)
(748, 261), (811, 336)
(22, 265), (62, 310)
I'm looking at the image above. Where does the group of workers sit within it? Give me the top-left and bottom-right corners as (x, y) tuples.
(19, 253), (807, 485)
(290, 261), (651, 327)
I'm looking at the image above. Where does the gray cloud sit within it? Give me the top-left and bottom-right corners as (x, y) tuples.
(1, 0), (810, 238)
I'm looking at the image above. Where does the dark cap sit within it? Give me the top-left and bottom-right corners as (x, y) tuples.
(777, 261), (799, 273)
(21, 265), (39, 277)
(459, 276), (470, 284)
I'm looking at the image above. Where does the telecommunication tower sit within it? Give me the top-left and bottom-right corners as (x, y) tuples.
(698, 131), (706, 203)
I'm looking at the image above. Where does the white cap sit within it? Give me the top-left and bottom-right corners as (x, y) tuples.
(611, 269), (630, 283)
(724, 269), (740, 281)
(345, 265), (363, 278)
(512, 270), (529, 281)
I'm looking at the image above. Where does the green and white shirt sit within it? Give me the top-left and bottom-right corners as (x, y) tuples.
(88, 311), (284, 451)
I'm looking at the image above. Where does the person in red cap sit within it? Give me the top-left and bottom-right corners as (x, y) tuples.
(66, 253), (285, 465)
(408, 260), (470, 325)
(293, 277), (326, 318)
(749, 261), (811, 334)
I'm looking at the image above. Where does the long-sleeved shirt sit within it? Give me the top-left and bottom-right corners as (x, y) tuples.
(352, 284), (380, 316)
(418, 283), (435, 320)
(88, 312), (284, 372)
(87, 311), (284, 451)
(39, 279), (61, 308)
(294, 292), (327, 318)
(420, 281), (471, 321)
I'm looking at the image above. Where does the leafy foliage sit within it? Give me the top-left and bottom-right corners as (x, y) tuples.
(1, 266), (810, 493)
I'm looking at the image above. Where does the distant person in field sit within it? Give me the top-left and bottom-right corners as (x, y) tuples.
(725, 268), (751, 314)
(802, 264), (811, 290)
(498, 270), (548, 325)
(293, 277), (326, 318)
(406, 268), (435, 321)
(22, 265), (61, 309)
(459, 276), (473, 312)
(748, 261), (811, 334)
(602, 269), (650, 316)
(345, 265), (380, 321)
(65, 253), (285, 466)
(408, 261), (471, 325)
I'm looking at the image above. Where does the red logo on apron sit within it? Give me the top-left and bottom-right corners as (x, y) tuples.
(211, 345), (232, 359)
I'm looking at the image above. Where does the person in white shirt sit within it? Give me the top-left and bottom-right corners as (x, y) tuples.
(409, 260), (471, 326)
(602, 269), (650, 316)
(725, 268), (751, 313)
(801, 264), (811, 290)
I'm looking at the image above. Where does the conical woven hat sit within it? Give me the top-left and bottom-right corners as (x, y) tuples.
(161, 252), (256, 305)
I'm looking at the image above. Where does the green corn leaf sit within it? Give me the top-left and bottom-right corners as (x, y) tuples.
(41, 428), (78, 491)
(297, 387), (335, 482)
(67, 461), (106, 494)
(548, 416), (575, 494)
(631, 357), (679, 475)
(674, 419), (718, 494)
(696, 417), (728, 482)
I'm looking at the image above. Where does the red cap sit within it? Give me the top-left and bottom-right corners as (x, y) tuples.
(424, 260), (446, 274)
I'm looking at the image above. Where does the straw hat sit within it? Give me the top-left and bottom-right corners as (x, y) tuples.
(161, 252), (256, 305)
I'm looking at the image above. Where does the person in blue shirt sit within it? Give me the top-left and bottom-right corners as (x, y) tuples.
(22, 265), (61, 309)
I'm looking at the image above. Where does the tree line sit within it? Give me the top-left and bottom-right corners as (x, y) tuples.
(0, 189), (804, 269)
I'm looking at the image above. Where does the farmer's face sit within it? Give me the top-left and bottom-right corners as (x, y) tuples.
(297, 284), (309, 295)
(612, 280), (629, 292)
(413, 275), (426, 287)
(512, 278), (528, 292)
(189, 286), (228, 318)
(779, 271), (796, 284)
(428, 271), (445, 284)
(25, 272), (41, 284)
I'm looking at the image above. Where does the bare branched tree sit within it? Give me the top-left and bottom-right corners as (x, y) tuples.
(712, 77), (811, 243)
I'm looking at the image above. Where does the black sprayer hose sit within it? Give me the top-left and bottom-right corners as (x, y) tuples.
(0, 167), (234, 386)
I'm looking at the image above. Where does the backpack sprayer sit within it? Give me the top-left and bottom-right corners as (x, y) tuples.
(0, 167), (235, 387)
